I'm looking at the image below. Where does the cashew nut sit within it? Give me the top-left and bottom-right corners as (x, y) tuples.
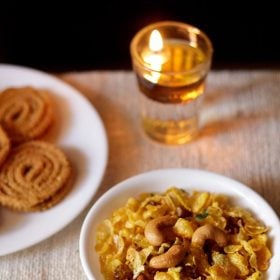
(149, 244), (187, 269)
(144, 215), (177, 246)
(191, 224), (227, 247)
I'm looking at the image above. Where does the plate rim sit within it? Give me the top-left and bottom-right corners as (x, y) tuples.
(0, 63), (108, 256)
(79, 168), (280, 280)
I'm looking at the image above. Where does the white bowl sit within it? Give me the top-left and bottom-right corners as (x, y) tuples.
(79, 168), (280, 280)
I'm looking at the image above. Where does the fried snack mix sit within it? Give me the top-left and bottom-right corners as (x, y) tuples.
(95, 188), (271, 280)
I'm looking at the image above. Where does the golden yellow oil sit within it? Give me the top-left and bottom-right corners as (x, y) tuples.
(137, 40), (208, 144)
(142, 117), (199, 145)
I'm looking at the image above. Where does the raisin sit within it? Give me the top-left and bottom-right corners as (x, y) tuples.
(225, 216), (242, 234)
(114, 264), (133, 280)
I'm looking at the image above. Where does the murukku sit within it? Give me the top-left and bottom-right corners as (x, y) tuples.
(0, 87), (54, 144)
(28, 173), (75, 211)
(0, 125), (10, 167)
(0, 141), (72, 211)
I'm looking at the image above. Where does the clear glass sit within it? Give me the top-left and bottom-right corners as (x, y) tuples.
(130, 21), (213, 144)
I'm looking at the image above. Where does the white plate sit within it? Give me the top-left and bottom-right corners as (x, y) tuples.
(80, 168), (280, 280)
(0, 64), (108, 256)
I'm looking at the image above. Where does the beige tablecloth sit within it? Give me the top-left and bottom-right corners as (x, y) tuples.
(1, 70), (280, 279)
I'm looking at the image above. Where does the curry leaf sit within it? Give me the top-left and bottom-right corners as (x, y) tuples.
(195, 211), (209, 221)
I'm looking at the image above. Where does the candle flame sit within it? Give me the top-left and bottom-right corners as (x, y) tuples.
(142, 29), (164, 83)
(149, 30), (163, 52)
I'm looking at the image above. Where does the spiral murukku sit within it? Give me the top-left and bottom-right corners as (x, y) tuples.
(0, 87), (54, 144)
(0, 141), (72, 211)
(0, 125), (10, 167)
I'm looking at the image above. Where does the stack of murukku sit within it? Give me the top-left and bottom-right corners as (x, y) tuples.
(0, 87), (73, 211)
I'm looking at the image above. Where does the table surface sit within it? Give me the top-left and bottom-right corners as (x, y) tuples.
(1, 70), (280, 279)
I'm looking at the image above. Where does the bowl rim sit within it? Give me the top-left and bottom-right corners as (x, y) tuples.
(79, 168), (280, 280)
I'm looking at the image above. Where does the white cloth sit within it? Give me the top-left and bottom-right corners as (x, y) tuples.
(1, 70), (280, 279)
